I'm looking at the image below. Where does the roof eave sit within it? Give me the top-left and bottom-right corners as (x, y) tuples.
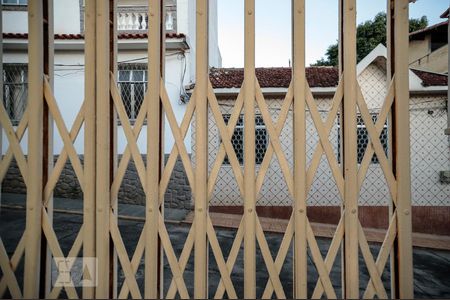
(2, 38), (189, 51)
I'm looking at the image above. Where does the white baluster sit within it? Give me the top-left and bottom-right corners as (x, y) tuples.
(118, 12), (124, 30)
(126, 13), (133, 30)
(140, 12), (147, 30)
(165, 11), (174, 31)
(132, 13), (139, 30)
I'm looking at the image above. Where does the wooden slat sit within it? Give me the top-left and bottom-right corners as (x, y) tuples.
(110, 77), (147, 187)
(95, 1), (112, 297)
(194, 1), (209, 297)
(24, 1), (44, 297)
(160, 90), (196, 202)
(109, 212), (142, 299)
(165, 224), (195, 299)
(261, 214), (294, 299)
(244, 0), (256, 297)
(341, 0), (359, 297)
(214, 218), (244, 299)
(356, 83), (397, 201)
(206, 217), (238, 299)
(160, 80), (195, 193)
(0, 109), (28, 183)
(146, 0), (163, 298)
(364, 212), (397, 298)
(110, 93), (148, 200)
(41, 209), (78, 298)
(48, 226), (84, 299)
(255, 218), (286, 299)
(255, 83), (293, 195)
(118, 225), (145, 298)
(83, 1), (96, 296)
(0, 103), (28, 185)
(0, 234), (25, 296)
(157, 214), (190, 298)
(208, 83), (244, 194)
(311, 216), (344, 299)
(307, 221), (337, 299)
(255, 81), (294, 195)
(357, 222), (388, 299)
(305, 80), (343, 198)
(292, 0), (307, 297)
(390, 1), (414, 297)
(43, 78), (85, 188)
(207, 90), (244, 200)
(357, 78), (395, 203)
(306, 86), (344, 198)
(43, 102), (85, 206)
(0, 239), (22, 298)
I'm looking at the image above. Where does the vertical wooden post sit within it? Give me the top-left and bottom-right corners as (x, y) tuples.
(243, 0), (256, 298)
(340, 0), (359, 298)
(194, 0), (209, 298)
(109, 1), (118, 297)
(41, 0), (54, 296)
(95, 1), (112, 297)
(292, 0), (307, 298)
(388, 0), (414, 298)
(146, 0), (163, 298)
(84, 1), (96, 298)
(24, 1), (44, 297)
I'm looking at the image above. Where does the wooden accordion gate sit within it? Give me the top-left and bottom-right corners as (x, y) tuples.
(0, 0), (414, 298)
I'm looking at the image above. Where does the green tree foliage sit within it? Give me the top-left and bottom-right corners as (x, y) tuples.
(313, 12), (428, 66)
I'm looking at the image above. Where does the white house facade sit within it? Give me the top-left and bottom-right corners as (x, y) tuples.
(2, 0), (222, 155)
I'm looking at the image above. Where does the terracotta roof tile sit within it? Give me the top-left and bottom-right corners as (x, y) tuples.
(3, 32), (185, 40)
(210, 67), (339, 89)
(411, 69), (448, 87)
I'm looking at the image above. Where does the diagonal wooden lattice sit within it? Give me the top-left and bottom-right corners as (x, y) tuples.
(42, 77), (87, 299)
(0, 92), (28, 299)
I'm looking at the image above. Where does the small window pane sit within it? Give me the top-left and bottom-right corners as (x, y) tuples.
(132, 70), (144, 81)
(119, 70), (130, 81)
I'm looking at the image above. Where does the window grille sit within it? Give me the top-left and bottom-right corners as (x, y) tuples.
(117, 64), (147, 121)
(1, 0), (27, 5)
(337, 114), (388, 164)
(3, 63), (28, 125)
(222, 114), (268, 165)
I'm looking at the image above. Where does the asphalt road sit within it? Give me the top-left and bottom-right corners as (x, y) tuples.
(1, 207), (449, 298)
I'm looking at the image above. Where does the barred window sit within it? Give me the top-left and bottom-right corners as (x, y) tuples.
(222, 114), (268, 165)
(1, 0), (27, 5)
(3, 64), (28, 125)
(337, 114), (388, 164)
(117, 64), (147, 121)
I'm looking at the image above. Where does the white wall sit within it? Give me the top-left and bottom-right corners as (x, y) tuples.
(2, 48), (191, 155)
(2, 0), (81, 34)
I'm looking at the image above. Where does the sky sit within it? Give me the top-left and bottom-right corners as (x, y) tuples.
(217, 0), (449, 67)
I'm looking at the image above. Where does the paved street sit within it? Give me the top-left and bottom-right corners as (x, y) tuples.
(1, 200), (450, 298)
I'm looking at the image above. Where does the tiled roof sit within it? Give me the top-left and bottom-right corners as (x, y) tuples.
(209, 67), (339, 89)
(3, 32), (185, 40)
(411, 69), (448, 87)
(208, 67), (447, 89)
(409, 20), (448, 39)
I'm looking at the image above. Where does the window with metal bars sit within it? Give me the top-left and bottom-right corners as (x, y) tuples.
(3, 64), (28, 125)
(117, 64), (147, 121)
(1, 0), (27, 5)
(222, 114), (268, 165)
(337, 114), (388, 164)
